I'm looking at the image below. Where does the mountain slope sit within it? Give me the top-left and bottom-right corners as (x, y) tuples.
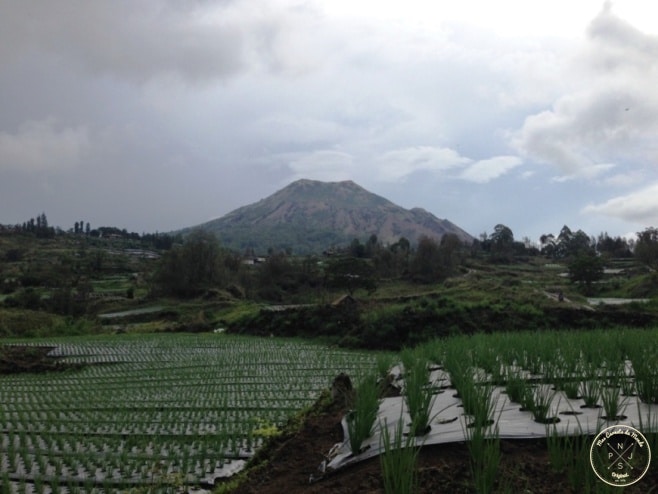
(187, 179), (473, 254)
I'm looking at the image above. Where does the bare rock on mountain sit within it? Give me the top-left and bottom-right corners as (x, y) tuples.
(183, 179), (473, 254)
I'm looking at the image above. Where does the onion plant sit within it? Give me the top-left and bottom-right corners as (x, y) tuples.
(379, 417), (419, 494)
(561, 377), (580, 400)
(531, 385), (559, 424)
(403, 355), (436, 436)
(545, 422), (569, 473)
(503, 367), (528, 404)
(634, 399), (658, 468)
(579, 378), (601, 408)
(634, 360), (658, 404)
(347, 373), (381, 454)
(464, 418), (500, 494)
(376, 353), (395, 379)
(600, 378), (627, 421)
(460, 379), (498, 428)
(565, 433), (597, 492)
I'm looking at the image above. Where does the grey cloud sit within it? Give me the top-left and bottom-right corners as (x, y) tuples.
(0, 119), (90, 171)
(586, 2), (658, 72)
(0, 0), (308, 83)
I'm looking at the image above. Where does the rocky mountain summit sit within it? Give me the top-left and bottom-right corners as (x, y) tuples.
(186, 179), (473, 254)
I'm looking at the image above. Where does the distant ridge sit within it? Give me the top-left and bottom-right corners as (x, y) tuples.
(184, 179), (473, 254)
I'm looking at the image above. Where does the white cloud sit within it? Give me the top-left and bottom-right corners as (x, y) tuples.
(0, 119), (90, 172)
(601, 171), (644, 187)
(512, 5), (658, 179)
(550, 162), (616, 183)
(287, 150), (354, 181)
(374, 146), (470, 182)
(460, 156), (523, 183)
(582, 182), (658, 225)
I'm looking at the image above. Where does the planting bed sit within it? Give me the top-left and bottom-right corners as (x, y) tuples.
(321, 328), (658, 492)
(0, 334), (378, 492)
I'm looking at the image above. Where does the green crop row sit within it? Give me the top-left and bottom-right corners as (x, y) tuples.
(0, 334), (380, 491)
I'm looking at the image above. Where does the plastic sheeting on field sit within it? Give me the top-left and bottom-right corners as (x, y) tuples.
(324, 366), (658, 473)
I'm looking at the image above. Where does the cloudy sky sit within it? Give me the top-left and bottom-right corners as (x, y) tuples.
(1, 0), (657, 242)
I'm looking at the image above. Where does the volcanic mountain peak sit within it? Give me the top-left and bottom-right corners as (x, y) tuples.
(187, 179), (473, 254)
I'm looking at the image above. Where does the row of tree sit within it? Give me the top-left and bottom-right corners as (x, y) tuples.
(150, 230), (468, 301)
(150, 223), (658, 302)
(14, 213), (56, 239)
(1, 213), (180, 251)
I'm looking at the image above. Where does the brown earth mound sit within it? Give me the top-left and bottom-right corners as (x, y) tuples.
(226, 392), (658, 494)
(0, 345), (81, 374)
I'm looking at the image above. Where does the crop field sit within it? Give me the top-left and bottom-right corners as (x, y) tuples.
(334, 327), (658, 493)
(0, 334), (380, 493)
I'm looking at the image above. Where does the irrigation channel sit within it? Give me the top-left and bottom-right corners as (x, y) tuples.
(0, 334), (380, 493)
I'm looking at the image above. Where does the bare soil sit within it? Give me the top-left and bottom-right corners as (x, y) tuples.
(0, 345), (81, 374)
(226, 394), (658, 494)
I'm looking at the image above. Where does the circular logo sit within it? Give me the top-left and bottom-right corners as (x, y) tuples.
(590, 425), (652, 487)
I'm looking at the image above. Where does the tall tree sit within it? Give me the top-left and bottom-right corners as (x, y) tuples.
(568, 252), (604, 293)
(490, 224), (514, 261)
(152, 230), (226, 297)
(409, 236), (442, 282)
(635, 227), (658, 269)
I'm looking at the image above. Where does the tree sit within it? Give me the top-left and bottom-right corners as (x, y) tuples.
(257, 251), (296, 297)
(151, 230), (226, 297)
(540, 233), (557, 257)
(596, 232), (632, 258)
(325, 257), (377, 296)
(392, 237), (410, 254)
(489, 224), (514, 261)
(373, 237), (410, 279)
(409, 236), (441, 283)
(348, 238), (366, 258)
(568, 252), (604, 292)
(635, 227), (658, 269)
(438, 233), (463, 275)
(365, 234), (379, 258)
